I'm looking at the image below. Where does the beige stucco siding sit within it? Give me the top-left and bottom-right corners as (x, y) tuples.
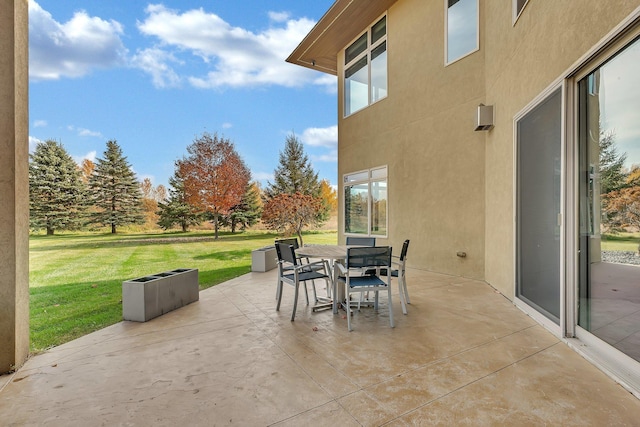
(483, 0), (640, 297)
(338, 0), (486, 279)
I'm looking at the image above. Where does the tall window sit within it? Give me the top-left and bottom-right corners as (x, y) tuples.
(344, 166), (387, 236)
(344, 15), (387, 117)
(445, 0), (479, 64)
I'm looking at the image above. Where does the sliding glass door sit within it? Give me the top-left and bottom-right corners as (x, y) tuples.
(577, 36), (640, 363)
(516, 89), (563, 325)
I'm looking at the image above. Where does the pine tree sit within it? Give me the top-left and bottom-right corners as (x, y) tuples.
(88, 140), (145, 233)
(225, 182), (263, 233)
(263, 133), (328, 231)
(29, 140), (87, 235)
(265, 133), (322, 198)
(157, 167), (203, 232)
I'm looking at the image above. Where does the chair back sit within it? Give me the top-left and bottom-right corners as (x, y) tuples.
(399, 240), (410, 261)
(275, 243), (298, 266)
(346, 246), (391, 269)
(346, 236), (376, 246)
(275, 238), (299, 249)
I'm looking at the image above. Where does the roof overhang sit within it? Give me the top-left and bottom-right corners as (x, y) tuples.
(286, 0), (399, 76)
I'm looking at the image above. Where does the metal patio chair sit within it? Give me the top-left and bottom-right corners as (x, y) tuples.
(336, 246), (394, 331)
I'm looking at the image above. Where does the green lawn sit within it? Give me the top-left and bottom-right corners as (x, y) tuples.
(601, 232), (640, 252)
(29, 230), (337, 353)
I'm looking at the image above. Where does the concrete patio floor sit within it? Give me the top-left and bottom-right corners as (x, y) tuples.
(1, 268), (640, 426)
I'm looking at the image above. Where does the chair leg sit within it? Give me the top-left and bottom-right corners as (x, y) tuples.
(402, 272), (410, 304)
(346, 284), (353, 331)
(276, 280), (284, 312)
(303, 280), (309, 305)
(397, 277), (408, 315)
(291, 281), (300, 321)
(388, 286), (395, 328)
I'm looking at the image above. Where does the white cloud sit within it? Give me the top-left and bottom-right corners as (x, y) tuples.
(136, 5), (332, 90)
(222, 122), (233, 129)
(29, 136), (43, 153)
(268, 11), (290, 23)
(33, 120), (47, 128)
(301, 125), (337, 149)
(78, 128), (103, 137)
(68, 125), (103, 138)
(73, 150), (97, 166)
(29, 0), (127, 80)
(131, 47), (182, 88)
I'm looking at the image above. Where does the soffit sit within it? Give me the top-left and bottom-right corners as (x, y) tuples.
(286, 0), (399, 75)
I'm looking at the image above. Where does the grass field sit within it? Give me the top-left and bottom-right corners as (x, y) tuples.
(29, 230), (337, 353)
(601, 232), (640, 252)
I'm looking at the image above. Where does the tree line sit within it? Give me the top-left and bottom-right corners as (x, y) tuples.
(29, 132), (336, 240)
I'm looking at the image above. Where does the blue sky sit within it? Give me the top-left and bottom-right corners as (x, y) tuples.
(28, 0), (337, 189)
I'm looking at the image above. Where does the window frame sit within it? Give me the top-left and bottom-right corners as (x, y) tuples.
(444, 0), (480, 66)
(512, 0), (530, 25)
(343, 13), (388, 117)
(343, 166), (388, 238)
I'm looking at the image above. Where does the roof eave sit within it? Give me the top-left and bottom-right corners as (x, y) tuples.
(286, 0), (398, 76)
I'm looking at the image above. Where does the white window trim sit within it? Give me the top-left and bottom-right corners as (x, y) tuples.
(343, 13), (388, 118)
(444, 0), (480, 66)
(512, 0), (530, 25)
(343, 166), (388, 238)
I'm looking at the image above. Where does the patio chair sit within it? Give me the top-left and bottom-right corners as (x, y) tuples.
(336, 246), (394, 331)
(345, 236), (376, 246)
(274, 238), (327, 302)
(275, 242), (331, 321)
(364, 240), (411, 314)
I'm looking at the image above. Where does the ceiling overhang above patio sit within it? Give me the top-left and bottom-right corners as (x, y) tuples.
(286, 0), (399, 76)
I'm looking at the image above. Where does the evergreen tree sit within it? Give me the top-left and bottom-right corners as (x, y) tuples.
(157, 167), (203, 232)
(265, 133), (322, 198)
(599, 128), (627, 194)
(263, 133), (329, 227)
(224, 182), (263, 233)
(29, 140), (87, 235)
(88, 140), (145, 233)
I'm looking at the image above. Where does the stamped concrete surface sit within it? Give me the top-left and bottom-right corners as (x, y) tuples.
(1, 269), (639, 426)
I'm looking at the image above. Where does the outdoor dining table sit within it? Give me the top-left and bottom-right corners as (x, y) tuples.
(295, 244), (361, 314)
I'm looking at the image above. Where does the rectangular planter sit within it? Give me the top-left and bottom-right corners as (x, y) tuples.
(122, 268), (199, 322)
(251, 246), (278, 272)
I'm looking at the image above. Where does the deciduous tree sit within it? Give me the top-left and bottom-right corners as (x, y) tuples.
(319, 179), (337, 214)
(177, 132), (251, 239)
(29, 140), (87, 235)
(88, 140), (145, 233)
(261, 192), (322, 246)
(80, 158), (95, 183)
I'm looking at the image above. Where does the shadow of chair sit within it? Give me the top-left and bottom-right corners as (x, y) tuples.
(275, 242), (331, 321)
(336, 246), (394, 331)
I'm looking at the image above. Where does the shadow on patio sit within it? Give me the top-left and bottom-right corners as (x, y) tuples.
(1, 268), (639, 425)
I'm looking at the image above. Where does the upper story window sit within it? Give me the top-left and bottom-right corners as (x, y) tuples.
(513, 0), (530, 24)
(344, 15), (387, 117)
(445, 0), (479, 65)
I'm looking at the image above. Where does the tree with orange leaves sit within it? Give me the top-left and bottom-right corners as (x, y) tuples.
(261, 192), (322, 246)
(177, 132), (251, 239)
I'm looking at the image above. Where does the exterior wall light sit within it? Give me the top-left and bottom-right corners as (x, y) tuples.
(475, 104), (494, 131)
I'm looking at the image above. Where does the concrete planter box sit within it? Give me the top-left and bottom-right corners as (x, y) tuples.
(122, 268), (199, 322)
(251, 246), (278, 272)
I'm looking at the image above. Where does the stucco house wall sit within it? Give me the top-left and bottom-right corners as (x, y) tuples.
(337, 0), (487, 280)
